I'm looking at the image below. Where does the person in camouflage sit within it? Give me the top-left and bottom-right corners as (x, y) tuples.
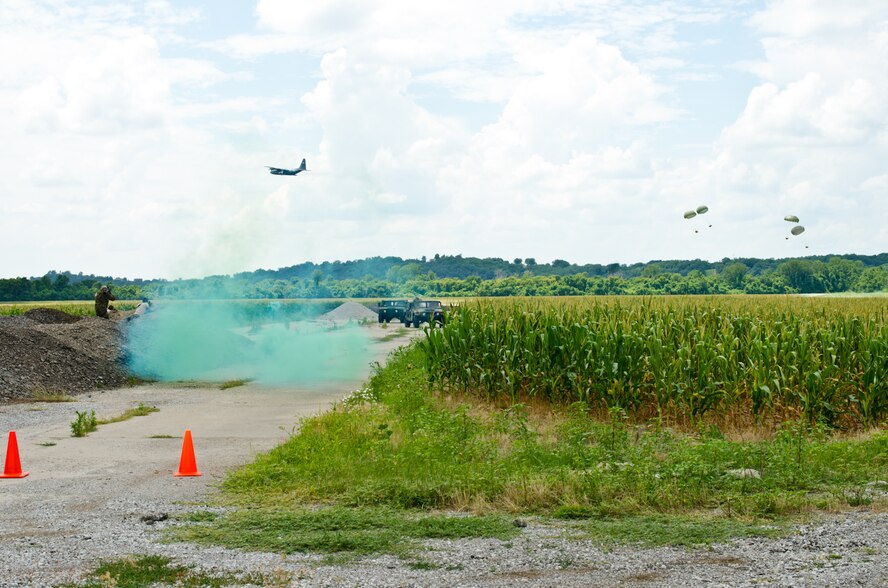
(94, 285), (116, 318)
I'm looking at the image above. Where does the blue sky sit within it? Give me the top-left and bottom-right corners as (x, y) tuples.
(1, 0), (885, 279)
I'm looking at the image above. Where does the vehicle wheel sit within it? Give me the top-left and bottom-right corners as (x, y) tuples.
(378, 316), (384, 323)
(413, 318), (421, 328)
(385, 318), (391, 324)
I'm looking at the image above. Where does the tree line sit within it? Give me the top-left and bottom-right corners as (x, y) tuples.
(1, 254), (886, 302)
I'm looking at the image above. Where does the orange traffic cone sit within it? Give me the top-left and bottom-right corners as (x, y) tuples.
(174, 429), (201, 477)
(1, 431), (29, 478)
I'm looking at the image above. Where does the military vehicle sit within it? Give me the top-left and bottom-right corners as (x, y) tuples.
(404, 298), (445, 328)
(377, 299), (409, 323)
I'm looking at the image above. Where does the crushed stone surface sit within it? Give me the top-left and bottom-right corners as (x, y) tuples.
(0, 312), (129, 401)
(319, 302), (378, 323)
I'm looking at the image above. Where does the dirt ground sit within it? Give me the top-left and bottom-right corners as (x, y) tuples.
(0, 322), (420, 586)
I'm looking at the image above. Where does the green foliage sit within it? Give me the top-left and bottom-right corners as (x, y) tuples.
(59, 554), (265, 588)
(213, 343), (887, 520)
(70, 410), (97, 437)
(423, 297), (888, 427)
(173, 506), (516, 560)
(70, 404), (157, 437)
(219, 379), (251, 390)
(2, 254), (885, 303)
(97, 403), (159, 425)
(573, 514), (785, 547)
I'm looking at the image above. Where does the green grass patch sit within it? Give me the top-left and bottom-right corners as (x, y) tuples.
(97, 403), (159, 425)
(0, 301), (139, 317)
(377, 328), (410, 343)
(219, 344), (888, 517)
(38, 441), (57, 447)
(171, 506), (516, 561)
(31, 390), (76, 402)
(57, 554), (274, 588)
(148, 434), (176, 439)
(568, 514), (786, 548)
(177, 341), (887, 556)
(219, 379), (251, 390)
(71, 404), (159, 437)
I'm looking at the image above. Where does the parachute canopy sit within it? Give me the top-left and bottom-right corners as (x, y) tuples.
(791, 225), (805, 236)
(683, 210), (697, 219)
(784, 215), (800, 223)
(696, 205), (709, 214)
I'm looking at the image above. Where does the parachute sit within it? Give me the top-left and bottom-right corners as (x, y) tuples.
(784, 215), (799, 223)
(696, 205), (709, 215)
(683, 210), (697, 219)
(790, 225), (805, 236)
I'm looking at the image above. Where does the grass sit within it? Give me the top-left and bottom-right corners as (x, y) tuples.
(219, 344), (888, 516)
(38, 441), (57, 447)
(31, 390), (76, 402)
(0, 300), (139, 317)
(172, 506), (516, 561)
(96, 403), (159, 425)
(173, 340), (886, 559)
(564, 514), (786, 548)
(148, 434), (176, 439)
(219, 379), (251, 390)
(377, 328), (410, 343)
(71, 404), (159, 436)
(56, 554), (281, 588)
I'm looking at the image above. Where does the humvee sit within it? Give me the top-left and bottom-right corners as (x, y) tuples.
(404, 298), (445, 328)
(377, 299), (409, 323)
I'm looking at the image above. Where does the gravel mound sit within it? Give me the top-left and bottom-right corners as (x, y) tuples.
(319, 302), (378, 322)
(0, 315), (129, 401)
(21, 307), (82, 324)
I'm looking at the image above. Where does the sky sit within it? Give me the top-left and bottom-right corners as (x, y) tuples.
(0, 0), (886, 280)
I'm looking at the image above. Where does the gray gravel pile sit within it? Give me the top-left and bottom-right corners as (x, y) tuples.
(0, 313), (129, 401)
(319, 302), (378, 323)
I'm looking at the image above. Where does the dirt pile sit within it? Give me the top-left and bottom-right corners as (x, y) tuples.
(0, 310), (129, 401)
(22, 307), (83, 324)
(319, 302), (378, 323)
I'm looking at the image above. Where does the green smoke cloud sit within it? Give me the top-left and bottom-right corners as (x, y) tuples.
(124, 301), (372, 385)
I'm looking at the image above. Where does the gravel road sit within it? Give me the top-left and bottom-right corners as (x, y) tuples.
(1, 325), (886, 587)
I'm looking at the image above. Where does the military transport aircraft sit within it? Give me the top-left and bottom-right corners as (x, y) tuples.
(267, 158), (307, 176)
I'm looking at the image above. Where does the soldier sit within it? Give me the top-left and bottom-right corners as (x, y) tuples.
(94, 285), (116, 319)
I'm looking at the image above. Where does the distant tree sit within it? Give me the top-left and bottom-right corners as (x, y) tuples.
(641, 263), (661, 278)
(524, 258), (537, 267)
(311, 269), (324, 289)
(551, 259), (570, 268)
(778, 260), (822, 293)
(853, 266), (888, 292)
(721, 262), (748, 290)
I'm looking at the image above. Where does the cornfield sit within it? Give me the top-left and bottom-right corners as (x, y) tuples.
(422, 296), (888, 428)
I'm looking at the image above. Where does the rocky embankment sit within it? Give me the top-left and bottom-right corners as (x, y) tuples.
(0, 309), (129, 401)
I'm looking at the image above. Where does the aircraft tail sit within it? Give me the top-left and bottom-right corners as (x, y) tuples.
(299, 158), (307, 171)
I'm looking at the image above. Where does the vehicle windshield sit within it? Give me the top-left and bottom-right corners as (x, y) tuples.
(419, 301), (442, 308)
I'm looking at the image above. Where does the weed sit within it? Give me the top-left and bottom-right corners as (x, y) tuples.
(219, 379), (251, 390)
(38, 441), (57, 447)
(32, 390), (76, 402)
(70, 410), (98, 437)
(172, 506), (516, 559)
(98, 403), (159, 425)
(56, 554), (264, 588)
(148, 434), (175, 439)
(576, 514), (787, 548)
